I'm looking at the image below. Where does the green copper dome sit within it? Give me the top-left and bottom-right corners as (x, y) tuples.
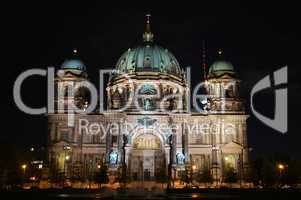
(61, 59), (86, 71)
(116, 44), (181, 75)
(115, 15), (182, 76)
(208, 60), (235, 77)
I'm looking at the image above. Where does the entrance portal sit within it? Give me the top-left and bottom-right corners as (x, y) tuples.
(129, 134), (166, 181)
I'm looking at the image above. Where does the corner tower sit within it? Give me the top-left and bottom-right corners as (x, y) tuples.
(54, 50), (89, 112)
(206, 52), (244, 113)
(205, 51), (249, 185)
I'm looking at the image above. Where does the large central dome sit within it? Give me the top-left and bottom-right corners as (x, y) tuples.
(116, 44), (181, 75)
(115, 16), (182, 77)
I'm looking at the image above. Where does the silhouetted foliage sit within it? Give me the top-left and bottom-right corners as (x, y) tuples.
(179, 169), (191, 187)
(262, 159), (277, 187)
(224, 166), (237, 184)
(116, 164), (129, 188)
(196, 166), (213, 186)
(283, 159), (301, 186)
(94, 164), (109, 189)
(156, 168), (168, 188)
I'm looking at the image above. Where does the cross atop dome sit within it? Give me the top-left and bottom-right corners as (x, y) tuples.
(143, 14), (154, 43)
(218, 48), (223, 56)
(73, 48), (78, 55)
(146, 14), (151, 25)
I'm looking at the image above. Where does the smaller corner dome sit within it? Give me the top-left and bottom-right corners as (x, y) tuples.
(61, 59), (86, 71)
(208, 60), (235, 77)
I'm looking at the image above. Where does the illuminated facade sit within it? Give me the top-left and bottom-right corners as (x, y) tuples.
(48, 18), (249, 184)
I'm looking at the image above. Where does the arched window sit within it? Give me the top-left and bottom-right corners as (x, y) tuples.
(139, 84), (157, 95)
(143, 98), (154, 111)
(144, 56), (151, 68)
(176, 153), (185, 165)
(225, 85), (234, 98)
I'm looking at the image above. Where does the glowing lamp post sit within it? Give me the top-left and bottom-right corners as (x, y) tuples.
(277, 163), (286, 186)
(224, 156), (229, 161)
(21, 164), (27, 187)
(65, 155), (70, 161)
(190, 164), (197, 184)
(278, 164), (285, 175)
(278, 164), (285, 176)
(21, 164), (27, 175)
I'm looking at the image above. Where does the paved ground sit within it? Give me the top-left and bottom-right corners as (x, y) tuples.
(1, 189), (301, 200)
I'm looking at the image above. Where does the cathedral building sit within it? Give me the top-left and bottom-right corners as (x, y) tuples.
(48, 17), (249, 184)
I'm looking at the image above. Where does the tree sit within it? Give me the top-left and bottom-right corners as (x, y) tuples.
(262, 159), (277, 188)
(179, 168), (191, 188)
(156, 168), (168, 189)
(116, 165), (130, 189)
(94, 164), (109, 189)
(243, 165), (255, 187)
(197, 166), (213, 187)
(224, 166), (237, 187)
(283, 160), (301, 187)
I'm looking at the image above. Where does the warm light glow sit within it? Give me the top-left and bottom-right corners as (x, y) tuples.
(278, 164), (284, 170)
(192, 165), (197, 170)
(97, 164), (101, 169)
(30, 147), (34, 152)
(64, 146), (71, 150)
(65, 155), (70, 160)
(21, 164), (27, 169)
(224, 156), (229, 161)
(30, 176), (36, 181)
(38, 164), (43, 169)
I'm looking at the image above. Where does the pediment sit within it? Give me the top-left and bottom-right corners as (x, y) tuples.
(52, 141), (70, 148)
(219, 73), (236, 79)
(221, 141), (242, 153)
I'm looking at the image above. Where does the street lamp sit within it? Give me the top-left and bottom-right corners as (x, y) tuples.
(65, 155), (70, 161)
(278, 163), (285, 177)
(278, 163), (285, 176)
(278, 164), (284, 170)
(277, 163), (286, 186)
(190, 164), (197, 185)
(21, 164), (27, 187)
(21, 164), (27, 173)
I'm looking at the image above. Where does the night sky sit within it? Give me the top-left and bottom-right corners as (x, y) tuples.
(2, 2), (300, 159)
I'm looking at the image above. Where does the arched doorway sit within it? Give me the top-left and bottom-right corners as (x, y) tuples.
(129, 133), (166, 181)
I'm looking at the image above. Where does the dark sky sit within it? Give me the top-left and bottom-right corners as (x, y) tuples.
(2, 2), (300, 159)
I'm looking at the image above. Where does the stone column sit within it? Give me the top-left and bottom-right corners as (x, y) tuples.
(242, 121), (249, 171)
(172, 133), (177, 165)
(165, 145), (172, 188)
(124, 146), (130, 166)
(106, 129), (112, 164)
(211, 146), (221, 183)
(165, 146), (170, 170)
(117, 122), (123, 165)
(183, 123), (190, 163)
